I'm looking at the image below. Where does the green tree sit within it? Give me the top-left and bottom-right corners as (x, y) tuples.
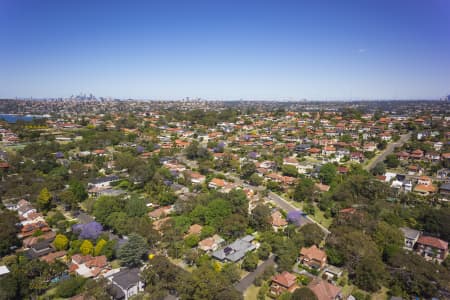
(372, 221), (403, 260)
(59, 189), (78, 210)
(0, 273), (18, 299)
(125, 196), (147, 217)
(384, 154), (399, 168)
(80, 240), (94, 255)
(291, 287), (318, 300)
(221, 263), (241, 284)
(94, 239), (107, 256)
(371, 162), (386, 176)
(221, 214), (248, 239)
(353, 255), (386, 292)
(93, 196), (121, 224)
(118, 233), (147, 267)
(55, 276), (87, 298)
(37, 187), (51, 211)
(297, 224), (324, 247)
(0, 210), (20, 256)
(293, 178), (316, 202)
(241, 162), (256, 179)
(242, 252), (259, 271)
(250, 204), (272, 231)
(249, 173), (263, 186)
(53, 234), (69, 250)
(100, 240), (116, 260)
(69, 180), (88, 202)
(257, 242), (272, 260)
(318, 163), (337, 185)
(282, 165), (298, 177)
(184, 234), (200, 248)
(80, 278), (111, 300)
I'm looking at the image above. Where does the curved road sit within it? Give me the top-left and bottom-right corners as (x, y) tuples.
(365, 132), (411, 171)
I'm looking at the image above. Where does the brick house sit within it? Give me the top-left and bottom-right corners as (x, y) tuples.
(270, 271), (299, 296)
(415, 235), (448, 262)
(299, 245), (327, 270)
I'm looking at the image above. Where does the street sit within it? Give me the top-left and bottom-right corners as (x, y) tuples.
(267, 191), (331, 235)
(234, 255), (276, 293)
(365, 132), (411, 171)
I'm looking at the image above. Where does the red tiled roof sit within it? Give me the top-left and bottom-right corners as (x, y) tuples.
(271, 211), (288, 227)
(272, 271), (297, 288)
(85, 256), (107, 268)
(300, 245), (326, 262)
(417, 236), (448, 250)
(188, 224), (203, 235)
(308, 279), (341, 300)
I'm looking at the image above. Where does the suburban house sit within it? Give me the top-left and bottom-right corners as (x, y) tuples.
(106, 268), (144, 300)
(188, 171), (206, 185)
(186, 224), (203, 236)
(69, 254), (109, 278)
(212, 235), (257, 262)
(439, 182), (450, 201)
(88, 175), (120, 189)
(315, 183), (330, 192)
(413, 184), (437, 196)
(25, 240), (56, 259)
(299, 245), (327, 270)
(414, 236), (449, 262)
(208, 178), (227, 189)
(417, 176), (432, 186)
(270, 271), (299, 297)
(308, 278), (342, 300)
(400, 227), (421, 250)
(271, 210), (288, 231)
(0, 266), (10, 277)
(324, 265), (343, 280)
(9, 199), (37, 219)
(198, 234), (225, 252)
(283, 157), (300, 170)
(410, 149), (424, 160)
(322, 146), (336, 156)
(148, 205), (174, 219)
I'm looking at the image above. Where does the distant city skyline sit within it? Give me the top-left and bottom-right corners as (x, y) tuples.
(1, 0), (449, 100)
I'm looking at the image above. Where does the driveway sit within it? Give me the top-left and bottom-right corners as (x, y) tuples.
(234, 255), (276, 293)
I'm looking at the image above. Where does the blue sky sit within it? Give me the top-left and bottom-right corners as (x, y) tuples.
(1, 0), (449, 100)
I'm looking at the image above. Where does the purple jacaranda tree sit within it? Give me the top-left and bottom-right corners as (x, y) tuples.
(136, 145), (144, 153)
(287, 210), (308, 227)
(73, 221), (103, 240)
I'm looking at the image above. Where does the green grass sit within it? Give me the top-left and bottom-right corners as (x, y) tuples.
(312, 208), (333, 228)
(283, 199), (334, 229)
(110, 259), (121, 269)
(38, 287), (64, 300)
(341, 284), (355, 297)
(371, 287), (389, 300)
(244, 284), (263, 300)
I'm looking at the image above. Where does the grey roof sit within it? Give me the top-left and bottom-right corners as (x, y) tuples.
(111, 268), (141, 290)
(90, 175), (120, 185)
(440, 182), (450, 191)
(98, 188), (126, 197)
(212, 235), (256, 262)
(26, 241), (53, 259)
(400, 227), (421, 240)
(241, 235), (255, 242)
(108, 283), (125, 300)
(325, 265), (343, 275)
